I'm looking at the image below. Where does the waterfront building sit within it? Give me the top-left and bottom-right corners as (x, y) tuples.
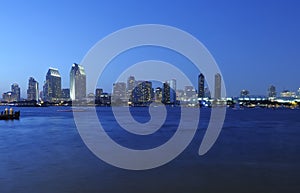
(240, 89), (250, 97)
(176, 89), (185, 101)
(185, 86), (196, 99)
(280, 90), (296, 98)
(214, 73), (222, 99)
(198, 73), (205, 98)
(27, 77), (39, 101)
(2, 92), (17, 102)
(70, 63), (86, 100)
(43, 67), (62, 102)
(132, 81), (153, 105)
(127, 76), (136, 101)
(297, 88), (300, 98)
(39, 91), (43, 100)
(155, 87), (162, 102)
(87, 93), (95, 103)
(11, 83), (21, 101)
(95, 92), (111, 106)
(183, 86), (198, 106)
(204, 87), (211, 98)
(61, 88), (70, 100)
(95, 88), (103, 99)
(167, 79), (176, 103)
(162, 82), (170, 104)
(162, 79), (177, 105)
(112, 82), (126, 104)
(268, 85), (276, 98)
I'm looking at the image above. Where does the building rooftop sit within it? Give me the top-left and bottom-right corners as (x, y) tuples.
(47, 68), (61, 77)
(71, 63), (86, 75)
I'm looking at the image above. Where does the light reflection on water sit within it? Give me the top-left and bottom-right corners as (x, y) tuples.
(0, 107), (300, 193)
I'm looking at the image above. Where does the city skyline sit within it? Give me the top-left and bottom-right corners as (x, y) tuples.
(2, 70), (300, 110)
(1, 65), (300, 101)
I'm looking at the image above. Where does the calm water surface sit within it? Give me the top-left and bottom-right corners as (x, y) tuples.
(0, 107), (299, 193)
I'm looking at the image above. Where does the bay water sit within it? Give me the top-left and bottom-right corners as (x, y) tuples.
(0, 107), (299, 193)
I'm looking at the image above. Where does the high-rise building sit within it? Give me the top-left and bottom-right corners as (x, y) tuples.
(112, 82), (126, 103)
(43, 67), (62, 102)
(11, 83), (20, 101)
(61, 88), (70, 100)
(198, 73), (205, 98)
(155, 87), (162, 102)
(205, 87), (211, 98)
(70, 63), (86, 100)
(95, 88), (103, 99)
(162, 79), (177, 104)
(2, 92), (17, 102)
(176, 89), (185, 101)
(167, 79), (176, 103)
(127, 76), (136, 100)
(27, 77), (39, 101)
(185, 86), (196, 99)
(132, 81), (152, 105)
(95, 92), (111, 106)
(268, 85), (276, 98)
(162, 82), (171, 104)
(214, 73), (221, 99)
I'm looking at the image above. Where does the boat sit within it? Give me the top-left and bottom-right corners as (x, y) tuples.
(0, 109), (20, 120)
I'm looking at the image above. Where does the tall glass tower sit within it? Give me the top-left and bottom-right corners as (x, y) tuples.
(198, 73), (205, 98)
(268, 85), (276, 98)
(11, 83), (21, 101)
(127, 76), (136, 101)
(214, 73), (221, 99)
(163, 79), (176, 104)
(162, 82), (171, 104)
(27, 77), (39, 101)
(43, 67), (62, 102)
(167, 79), (176, 103)
(70, 63), (86, 100)
(112, 82), (126, 101)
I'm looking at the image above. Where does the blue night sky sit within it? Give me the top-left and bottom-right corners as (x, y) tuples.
(0, 0), (299, 97)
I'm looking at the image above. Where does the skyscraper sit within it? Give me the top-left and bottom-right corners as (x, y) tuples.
(198, 73), (205, 98)
(11, 83), (21, 101)
(162, 79), (177, 104)
(204, 87), (211, 98)
(162, 82), (171, 104)
(214, 73), (221, 99)
(155, 87), (162, 102)
(112, 82), (126, 103)
(70, 63), (86, 100)
(132, 81), (152, 105)
(127, 76), (136, 100)
(95, 88), (103, 99)
(268, 85), (276, 98)
(43, 67), (62, 102)
(61, 88), (70, 100)
(27, 77), (39, 101)
(167, 79), (176, 103)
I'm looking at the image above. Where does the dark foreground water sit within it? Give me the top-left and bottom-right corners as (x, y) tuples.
(0, 107), (299, 193)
